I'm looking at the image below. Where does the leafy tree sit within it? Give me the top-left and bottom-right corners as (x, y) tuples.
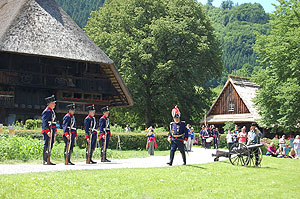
(85, 0), (223, 127)
(253, 0), (300, 132)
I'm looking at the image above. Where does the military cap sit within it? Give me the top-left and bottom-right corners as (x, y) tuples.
(101, 106), (109, 113)
(87, 104), (95, 111)
(66, 103), (75, 110)
(45, 95), (56, 104)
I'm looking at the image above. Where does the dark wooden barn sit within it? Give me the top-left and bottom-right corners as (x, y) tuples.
(0, 0), (133, 125)
(201, 76), (262, 132)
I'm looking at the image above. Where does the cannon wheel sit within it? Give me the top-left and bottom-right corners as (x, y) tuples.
(247, 147), (263, 167)
(229, 143), (250, 166)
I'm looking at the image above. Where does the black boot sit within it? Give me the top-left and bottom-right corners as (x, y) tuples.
(43, 148), (47, 165)
(68, 152), (75, 165)
(86, 152), (89, 164)
(90, 150), (97, 164)
(181, 151), (186, 165)
(167, 151), (175, 166)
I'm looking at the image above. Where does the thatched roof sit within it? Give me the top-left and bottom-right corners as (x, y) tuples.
(201, 76), (260, 124)
(0, 0), (133, 107)
(0, 0), (113, 64)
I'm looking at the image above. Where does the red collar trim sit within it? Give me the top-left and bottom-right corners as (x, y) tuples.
(47, 106), (53, 111)
(102, 115), (108, 119)
(88, 115), (93, 118)
(68, 113), (73, 117)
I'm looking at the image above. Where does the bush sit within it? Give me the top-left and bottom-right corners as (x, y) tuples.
(223, 122), (235, 132)
(25, 119), (42, 130)
(0, 135), (43, 161)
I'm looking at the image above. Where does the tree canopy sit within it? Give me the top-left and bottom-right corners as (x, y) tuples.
(253, 0), (300, 132)
(85, 0), (223, 127)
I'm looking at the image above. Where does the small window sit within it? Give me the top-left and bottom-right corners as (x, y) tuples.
(229, 102), (235, 112)
(84, 94), (92, 100)
(63, 92), (72, 98)
(74, 93), (82, 99)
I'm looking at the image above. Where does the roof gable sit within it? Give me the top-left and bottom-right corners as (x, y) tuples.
(207, 76), (260, 118)
(0, 0), (113, 64)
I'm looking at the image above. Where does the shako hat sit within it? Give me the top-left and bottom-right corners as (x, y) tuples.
(45, 95), (56, 104)
(66, 103), (76, 110)
(87, 104), (95, 111)
(171, 105), (181, 118)
(101, 106), (109, 113)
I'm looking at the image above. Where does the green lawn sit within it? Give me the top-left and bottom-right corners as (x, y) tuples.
(1, 157), (299, 199)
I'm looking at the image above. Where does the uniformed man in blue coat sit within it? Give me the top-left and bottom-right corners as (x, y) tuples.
(167, 106), (188, 166)
(41, 95), (57, 165)
(62, 103), (77, 165)
(84, 104), (97, 164)
(99, 106), (111, 162)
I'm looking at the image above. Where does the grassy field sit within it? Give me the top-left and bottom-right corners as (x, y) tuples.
(1, 156), (299, 199)
(0, 149), (170, 164)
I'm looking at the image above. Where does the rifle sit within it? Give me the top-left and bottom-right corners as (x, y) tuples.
(47, 117), (54, 164)
(101, 118), (109, 162)
(87, 133), (93, 164)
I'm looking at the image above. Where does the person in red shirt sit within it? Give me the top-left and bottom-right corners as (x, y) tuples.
(238, 126), (247, 144)
(266, 142), (277, 157)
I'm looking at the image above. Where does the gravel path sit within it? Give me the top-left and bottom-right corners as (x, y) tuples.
(0, 148), (226, 175)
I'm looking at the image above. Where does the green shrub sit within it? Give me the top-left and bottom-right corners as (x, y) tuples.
(223, 122), (235, 132)
(25, 119), (42, 130)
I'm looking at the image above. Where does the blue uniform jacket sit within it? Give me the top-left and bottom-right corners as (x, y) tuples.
(168, 121), (188, 141)
(62, 113), (77, 137)
(41, 106), (56, 134)
(84, 115), (97, 139)
(99, 116), (110, 139)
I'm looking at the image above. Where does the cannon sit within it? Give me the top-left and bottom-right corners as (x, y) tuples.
(212, 143), (264, 167)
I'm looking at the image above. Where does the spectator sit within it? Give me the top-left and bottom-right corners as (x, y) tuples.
(199, 126), (206, 148)
(186, 127), (195, 152)
(266, 142), (277, 157)
(125, 124), (131, 132)
(234, 124), (239, 135)
(282, 144), (290, 157)
(279, 135), (286, 148)
(289, 148), (296, 159)
(213, 128), (220, 149)
(238, 126), (247, 144)
(288, 134), (295, 149)
(248, 124), (262, 145)
(293, 135), (300, 159)
(226, 130), (234, 150)
(146, 126), (157, 155)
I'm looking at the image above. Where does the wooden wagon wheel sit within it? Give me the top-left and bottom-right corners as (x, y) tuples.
(247, 147), (263, 167)
(229, 143), (250, 166)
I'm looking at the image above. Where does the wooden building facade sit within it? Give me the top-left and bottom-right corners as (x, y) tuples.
(0, 0), (133, 125)
(201, 76), (261, 130)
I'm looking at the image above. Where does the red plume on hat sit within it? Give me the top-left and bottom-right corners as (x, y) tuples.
(171, 105), (180, 118)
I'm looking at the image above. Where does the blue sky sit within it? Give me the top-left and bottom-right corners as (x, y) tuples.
(198, 0), (280, 13)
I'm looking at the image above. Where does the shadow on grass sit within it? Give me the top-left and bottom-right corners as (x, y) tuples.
(186, 165), (206, 169)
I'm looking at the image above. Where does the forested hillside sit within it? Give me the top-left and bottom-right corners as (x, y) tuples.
(56, 0), (105, 28)
(205, 2), (271, 84)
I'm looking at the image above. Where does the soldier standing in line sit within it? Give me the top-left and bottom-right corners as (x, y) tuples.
(84, 104), (97, 164)
(41, 95), (57, 165)
(99, 106), (111, 162)
(167, 106), (188, 166)
(62, 103), (78, 165)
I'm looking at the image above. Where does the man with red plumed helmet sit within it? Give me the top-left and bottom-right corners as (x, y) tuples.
(167, 106), (188, 166)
